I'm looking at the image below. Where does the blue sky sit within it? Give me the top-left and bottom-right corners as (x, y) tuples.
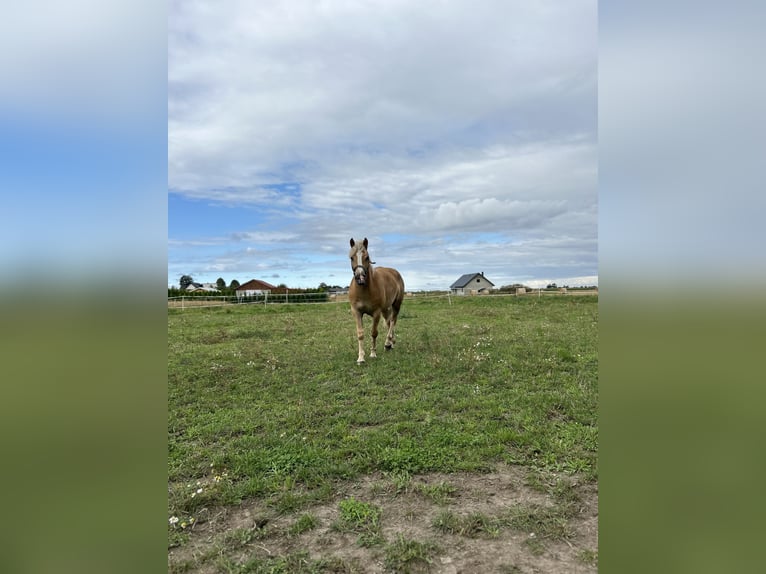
(168, 0), (598, 291)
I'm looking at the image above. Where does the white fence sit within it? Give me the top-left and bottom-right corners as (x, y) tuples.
(168, 289), (597, 310)
(168, 292), (331, 309)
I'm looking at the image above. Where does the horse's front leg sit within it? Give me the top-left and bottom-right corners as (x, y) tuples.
(370, 311), (381, 358)
(354, 311), (366, 364)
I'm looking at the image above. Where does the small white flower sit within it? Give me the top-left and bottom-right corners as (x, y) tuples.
(169, 516), (179, 525)
(196, 488), (203, 494)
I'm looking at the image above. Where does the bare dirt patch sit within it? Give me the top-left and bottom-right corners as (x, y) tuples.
(169, 464), (597, 573)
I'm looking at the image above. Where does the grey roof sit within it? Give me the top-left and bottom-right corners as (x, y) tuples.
(449, 273), (495, 289)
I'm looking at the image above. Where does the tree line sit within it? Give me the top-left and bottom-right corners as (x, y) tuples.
(166, 275), (239, 297)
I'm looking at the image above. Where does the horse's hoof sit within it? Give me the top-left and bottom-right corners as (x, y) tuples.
(385, 343), (393, 350)
(357, 359), (365, 365)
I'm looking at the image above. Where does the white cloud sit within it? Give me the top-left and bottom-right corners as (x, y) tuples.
(425, 198), (566, 232)
(169, 0), (596, 191)
(295, 138), (596, 238)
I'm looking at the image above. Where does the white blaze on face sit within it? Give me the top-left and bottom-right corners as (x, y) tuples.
(352, 246), (367, 284)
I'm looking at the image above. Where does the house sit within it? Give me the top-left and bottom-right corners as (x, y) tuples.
(184, 282), (220, 293)
(449, 272), (495, 295)
(235, 279), (278, 299)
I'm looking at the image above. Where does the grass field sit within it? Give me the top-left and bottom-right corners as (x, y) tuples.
(168, 295), (598, 572)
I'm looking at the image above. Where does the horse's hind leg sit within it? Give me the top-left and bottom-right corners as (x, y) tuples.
(384, 309), (398, 350)
(369, 311), (382, 358)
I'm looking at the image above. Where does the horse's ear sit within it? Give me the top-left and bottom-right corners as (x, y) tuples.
(350, 238), (355, 247)
(363, 237), (368, 248)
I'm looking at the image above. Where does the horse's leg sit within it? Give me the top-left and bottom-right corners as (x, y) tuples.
(384, 308), (397, 350)
(354, 310), (366, 364)
(370, 310), (381, 358)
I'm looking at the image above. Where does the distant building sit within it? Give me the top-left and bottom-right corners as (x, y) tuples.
(184, 282), (220, 293)
(449, 272), (495, 295)
(235, 279), (278, 299)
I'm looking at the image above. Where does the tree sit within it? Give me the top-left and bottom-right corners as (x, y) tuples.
(180, 275), (194, 290)
(216, 277), (226, 290)
(229, 279), (240, 290)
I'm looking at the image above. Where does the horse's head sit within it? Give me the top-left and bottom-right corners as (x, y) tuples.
(349, 237), (373, 286)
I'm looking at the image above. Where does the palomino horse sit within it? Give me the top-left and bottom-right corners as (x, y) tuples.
(348, 237), (405, 364)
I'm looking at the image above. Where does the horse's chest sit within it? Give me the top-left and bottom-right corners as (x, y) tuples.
(353, 300), (375, 315)
(353, 297), (386, 316)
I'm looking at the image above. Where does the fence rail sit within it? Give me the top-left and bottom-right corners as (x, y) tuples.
(168, 292), (331, 308)
(168, 289), (597, 309)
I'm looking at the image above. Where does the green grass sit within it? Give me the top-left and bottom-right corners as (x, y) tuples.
(168, 295), (597, 538)
(337, 498), (381, 528)
(525, 470), (583, 515)
(578, 548), (599, 566)
(384, 534), (440, 573)
(504, 504), (573, 540)
(231, 551), (325, 574)
(415, 480), (457, 505)
(289, 512), (319, 536)
(220, 525), (268, 548)
(334, 498), (383, 547)
(433, 510), (501, 538)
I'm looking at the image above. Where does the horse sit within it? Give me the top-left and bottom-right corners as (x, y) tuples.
(348, 237), (405, 364)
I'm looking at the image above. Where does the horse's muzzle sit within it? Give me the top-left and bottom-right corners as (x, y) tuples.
(353, 265), (367, 286)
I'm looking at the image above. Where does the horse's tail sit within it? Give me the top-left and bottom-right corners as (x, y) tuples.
(392, 270), (405, 312)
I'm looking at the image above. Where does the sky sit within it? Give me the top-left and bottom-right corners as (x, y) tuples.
(168, 0), (597, 291)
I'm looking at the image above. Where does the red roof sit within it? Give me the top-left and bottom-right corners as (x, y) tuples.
(236, 279), (278, 292)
